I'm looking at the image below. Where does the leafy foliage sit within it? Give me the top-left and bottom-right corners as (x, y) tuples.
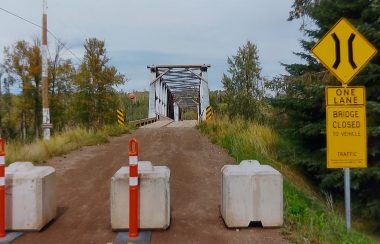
(72, 38), (124, 127)
(120, 91), (149, 121)
(1, 37), (129, 142)
(6, 124), (133, 165)
(199, 116), (375, 243)
(2, 40), (42, 141)
(209, 90), (228, 115)
(48, 43), (76, 131)
(222, 41), (265, 121)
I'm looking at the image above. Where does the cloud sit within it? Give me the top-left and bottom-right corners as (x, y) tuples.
(0, 0), (305, 91)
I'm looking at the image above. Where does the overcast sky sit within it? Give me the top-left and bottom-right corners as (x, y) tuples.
(0, 0), (305, 92)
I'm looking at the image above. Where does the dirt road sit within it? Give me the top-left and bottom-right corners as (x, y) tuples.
(15, 123), (286, 244)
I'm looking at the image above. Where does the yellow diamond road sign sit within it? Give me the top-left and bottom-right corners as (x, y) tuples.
(312, 18), (377, 84)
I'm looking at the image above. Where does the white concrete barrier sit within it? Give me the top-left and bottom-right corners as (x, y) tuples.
(111, 161), (170, 229)
(221, 160), (283, 227)
(5, 162), (57, 230)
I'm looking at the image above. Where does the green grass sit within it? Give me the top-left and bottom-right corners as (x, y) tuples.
(199, 115), (375, 243)
(200, 116), (279, 162)
(122, 91), (149, 121)
(5, 124), (134, 165)
(182, 110), (198, 120)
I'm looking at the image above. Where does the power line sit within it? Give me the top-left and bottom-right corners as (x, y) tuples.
(0, 6), (82, 63)
(47, 31), (82, 64)
(0, 7), (41, 29)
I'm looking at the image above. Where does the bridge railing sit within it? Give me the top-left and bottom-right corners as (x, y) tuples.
(130, 117), (157, 127)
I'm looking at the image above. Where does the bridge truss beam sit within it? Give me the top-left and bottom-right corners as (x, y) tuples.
(148, 64), (210, 121)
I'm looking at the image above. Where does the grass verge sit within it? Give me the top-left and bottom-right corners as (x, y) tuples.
(199, 116), (374, 243)
(5, 124), (135, 165)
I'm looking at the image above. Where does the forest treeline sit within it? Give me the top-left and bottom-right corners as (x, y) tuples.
(212, 0), (380, 232)
(0, 37), (146, 143)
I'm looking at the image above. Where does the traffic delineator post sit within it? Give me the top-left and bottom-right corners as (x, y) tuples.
(0, 139), (5, 237)
(129, 138), (139, 238)
(113, 138), (152, 243)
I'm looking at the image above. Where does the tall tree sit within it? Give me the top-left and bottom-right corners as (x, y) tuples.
(3, 41), (35, 142)
(26, 38), (42, 139)
(73, 38), (124, 127)
(222, 41), (264, 120)
(2, 39), (75, 140)
(48, 42), (75, 131)
(0, 61), (17, 139)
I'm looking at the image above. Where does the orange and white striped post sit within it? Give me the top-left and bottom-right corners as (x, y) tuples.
(0, 139), (6, 237)
(128, 138), (139, 238)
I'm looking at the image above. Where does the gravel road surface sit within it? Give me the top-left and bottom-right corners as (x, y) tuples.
(15, 122), (286, 244)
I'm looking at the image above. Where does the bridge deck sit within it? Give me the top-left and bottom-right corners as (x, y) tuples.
(140, 120), (198, 128)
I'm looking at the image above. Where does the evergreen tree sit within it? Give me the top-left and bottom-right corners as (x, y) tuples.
(222, 41), (264, 120)
(271, 0), (380, 230)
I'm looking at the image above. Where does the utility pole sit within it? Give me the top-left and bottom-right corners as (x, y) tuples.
(42, 0), (51, 140)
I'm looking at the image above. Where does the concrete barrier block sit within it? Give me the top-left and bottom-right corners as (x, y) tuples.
(5, 162), (57, 231)
(221, 160), (283, 228)
(111, 161), (170, 230)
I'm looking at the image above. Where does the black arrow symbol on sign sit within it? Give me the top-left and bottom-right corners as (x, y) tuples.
(331, 32), (357, 70)
(332, 33), (341, 69)
(348, 33), (357, 69)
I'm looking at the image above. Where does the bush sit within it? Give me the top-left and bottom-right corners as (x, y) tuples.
(199, 116), (376, 243)
(6, 124), (133, 164)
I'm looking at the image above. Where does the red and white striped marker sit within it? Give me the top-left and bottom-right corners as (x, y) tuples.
(128, 138), (139, 238)
(0, 139), (6, 237)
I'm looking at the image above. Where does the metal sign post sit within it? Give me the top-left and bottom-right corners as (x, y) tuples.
(344, 168), (351, 229)
(326, 85), (366, 231)
(312, 17), (377, 231)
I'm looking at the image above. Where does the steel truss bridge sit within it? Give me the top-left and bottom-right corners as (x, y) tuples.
(147, 64), (210, 121)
